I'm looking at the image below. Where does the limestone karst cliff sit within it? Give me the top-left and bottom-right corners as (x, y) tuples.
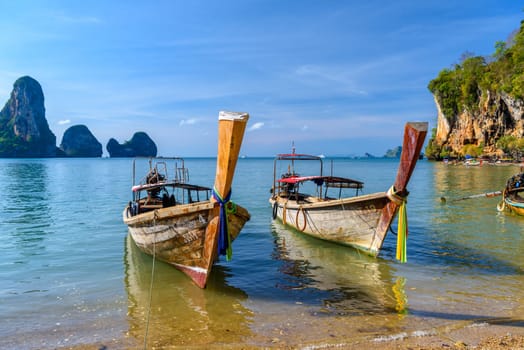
(428, 91), (524, 158)
(0, 76), (57, 157)
(425, 20), (524, 160)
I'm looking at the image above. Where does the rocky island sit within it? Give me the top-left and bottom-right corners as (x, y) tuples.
(0, 76), (58, 157)
(59, 124), (103, 157)
(106, 132), (157, 157)
(0, 76), (158, 158)
(425, 21), (524, 160)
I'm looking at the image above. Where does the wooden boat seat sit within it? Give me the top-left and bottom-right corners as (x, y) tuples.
(507, 188), (524, 193)
(508, 191), (524, 200)
(141, 204), (163, 210)
(304, 196), (323, 203)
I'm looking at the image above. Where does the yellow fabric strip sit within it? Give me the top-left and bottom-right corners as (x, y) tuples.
(396, 201), (408, 263)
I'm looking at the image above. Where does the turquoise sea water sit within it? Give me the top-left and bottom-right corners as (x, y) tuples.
(1, 158), (523, 349)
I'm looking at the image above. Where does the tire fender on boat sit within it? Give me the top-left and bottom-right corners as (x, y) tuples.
(272, 201), (278, 220)
(296, 206), (307, 232)
(126, 201), (133, 217)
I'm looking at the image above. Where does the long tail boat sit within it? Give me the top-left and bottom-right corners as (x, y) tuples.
(269, 122), (427, 260)
(123, 111), (250, 288)
(497, 172), (524, 215)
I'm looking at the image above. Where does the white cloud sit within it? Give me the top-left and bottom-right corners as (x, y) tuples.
(179, 118), (198, 126)
(294, 64), (368, 96)
(58, 119), (71, 125)
(248, 122), (264, 132)
(52, 13), (101, 24)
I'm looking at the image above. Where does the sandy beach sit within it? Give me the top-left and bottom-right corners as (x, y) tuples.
(54, 320), (524, 349)
(59, 335), (524, 350)
(366, 328), (524, 350)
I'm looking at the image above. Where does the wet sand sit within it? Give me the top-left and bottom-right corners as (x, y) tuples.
(57, 335), (524, 350)
(360, 326), (524, 350)
(54, 321), (524, 349)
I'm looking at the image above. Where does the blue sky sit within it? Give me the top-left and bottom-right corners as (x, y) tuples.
(0, 1), (522, 157)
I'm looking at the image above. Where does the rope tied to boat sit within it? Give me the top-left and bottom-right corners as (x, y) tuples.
(387, 185), (408, 263)
(497, 189), (507, 212)
(212, 187), (233, 261)
(227, 201), (237, 214)
(296, 205), (307, 232)
(143, 210), (158, 349)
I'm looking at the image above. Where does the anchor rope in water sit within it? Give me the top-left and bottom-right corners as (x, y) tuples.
(212, 187), (233, 261)
(143, 210), (158, 349)
(387, 185), (408, 263)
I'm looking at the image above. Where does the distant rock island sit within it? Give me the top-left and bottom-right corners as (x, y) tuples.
(0, 76), (157, 158)
(59, 125), (102, 157)
(0, 76), (57, 157)
(384, 146), (402, 158)
(106, 132), (157, 157)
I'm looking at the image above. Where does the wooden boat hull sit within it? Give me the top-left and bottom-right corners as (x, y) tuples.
(123, 200), (250, 288)
(503, 196), (524, 216)
(269, 192), (391, 256)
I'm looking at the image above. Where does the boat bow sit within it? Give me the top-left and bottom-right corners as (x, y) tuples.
(202, 111), (249, 285)
(372, 122), (428, 258)
(123, 111), (250, 289)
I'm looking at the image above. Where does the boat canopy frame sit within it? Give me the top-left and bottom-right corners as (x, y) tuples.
(130, 157), (212, 210)
(272, 152), (364, 202)
(506, 173), (524, 191)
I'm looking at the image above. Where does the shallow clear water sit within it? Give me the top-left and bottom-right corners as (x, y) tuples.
(0, 158), (523, 348)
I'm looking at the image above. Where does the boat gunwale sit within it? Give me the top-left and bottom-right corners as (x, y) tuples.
(123, 200), (216, 225)
(505, 196), (524, 208)
(270, 191), (387, 209)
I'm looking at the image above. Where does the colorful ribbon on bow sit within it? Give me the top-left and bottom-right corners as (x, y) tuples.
(396, 200), (408, 263)
(212, 187), (233, 260)
(387, 185), (408, 263)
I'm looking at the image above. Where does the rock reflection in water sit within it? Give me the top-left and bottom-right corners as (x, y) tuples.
(123, 234), (253, 348)
(1, 161), (51, 251)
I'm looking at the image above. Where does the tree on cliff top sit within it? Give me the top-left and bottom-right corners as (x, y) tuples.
(430, 19), (524, 105)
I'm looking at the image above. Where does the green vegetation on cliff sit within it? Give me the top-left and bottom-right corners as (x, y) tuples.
(428, 20), (524, 116)
(496, 135), (524, 159)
